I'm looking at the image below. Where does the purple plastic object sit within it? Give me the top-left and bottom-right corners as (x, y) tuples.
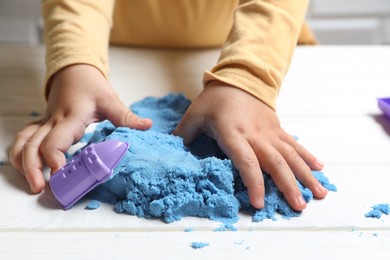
(378, 97), (390, 119)
(49, 140), (128, 210)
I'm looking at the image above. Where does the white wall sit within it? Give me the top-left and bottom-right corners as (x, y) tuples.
(0, 0), (41, 44)
(307, 0), (390, 44)
(0, 0), (389, 45)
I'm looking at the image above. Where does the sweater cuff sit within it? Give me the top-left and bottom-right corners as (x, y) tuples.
(203, 68), (277, 111)
(44, 52), (109, 100)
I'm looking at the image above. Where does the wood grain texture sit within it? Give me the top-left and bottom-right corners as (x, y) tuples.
(0, 45), (389, 258)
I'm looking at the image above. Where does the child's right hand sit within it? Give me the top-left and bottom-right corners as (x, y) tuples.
(9, 64), (152, 193)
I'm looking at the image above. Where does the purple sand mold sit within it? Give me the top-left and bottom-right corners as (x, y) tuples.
(80, 93), (336, 224)
(378, 97), (390, 119)
(365, 203), (390, 219)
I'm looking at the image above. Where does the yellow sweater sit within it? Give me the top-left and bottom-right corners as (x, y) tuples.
(42, 0), (314, 110)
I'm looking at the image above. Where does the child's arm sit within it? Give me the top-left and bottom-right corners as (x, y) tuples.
(11, 0), (152, 193)
(41, 0), (114, 99)
(10, 64), (152, 193)
(174, 0), (328, 211)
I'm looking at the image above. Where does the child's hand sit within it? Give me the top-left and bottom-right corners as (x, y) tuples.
(173, 81), (327, 211)
(10, 64), (152, 193)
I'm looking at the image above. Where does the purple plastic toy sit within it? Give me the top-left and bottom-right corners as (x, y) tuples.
(49, 140), (128, 210)
(378, 97), (390, 119)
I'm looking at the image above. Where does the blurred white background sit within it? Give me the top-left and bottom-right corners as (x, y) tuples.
(0, 0), (389, 45)
(0, 0), (41, 45)
(307, 0), (390, 44)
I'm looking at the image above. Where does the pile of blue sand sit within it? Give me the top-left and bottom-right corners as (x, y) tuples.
(80, 93), (336, 223)
(191, 242), (209, 249)
(365, 203), (390, 219)
(85, 200), (100, 210)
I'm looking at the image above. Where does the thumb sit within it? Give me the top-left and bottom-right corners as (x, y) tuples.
(99, 96), (153, 130)
(173, 113), (203, 146)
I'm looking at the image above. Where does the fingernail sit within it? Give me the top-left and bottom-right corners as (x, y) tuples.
(256, 198), (265, 209)
(29, 181), (35, 192)
(296, 195), (306, 208)
(138, 118), (152, 125)
(316, 159), (324, 168)
(315, 183), (327, 194)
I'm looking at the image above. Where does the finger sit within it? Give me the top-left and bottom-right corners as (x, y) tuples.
(253, 142), (306, 211)
(281, 133), (324, 170)
(22, 123), (53, 193)
(276, 141), (328, 199)
(10, 122), (41, 176)
(40, 118), (86, 173)
(172, 111), (204, 145)
(98, 94), (152, 130)
(218, 135), (265, 209)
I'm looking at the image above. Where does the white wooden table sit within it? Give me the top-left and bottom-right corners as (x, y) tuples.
(0, 45), (389, 259)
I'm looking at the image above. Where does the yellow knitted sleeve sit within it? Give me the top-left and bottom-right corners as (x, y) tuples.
(203, 0), (309, 110)
(42, 0), (115, 98)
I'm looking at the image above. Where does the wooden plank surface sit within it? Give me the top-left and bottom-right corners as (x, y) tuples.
(0, 45), (389, 258)
(0, 231), (389, 259)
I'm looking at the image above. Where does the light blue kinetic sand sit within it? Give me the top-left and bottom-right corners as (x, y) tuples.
(80, 93), (336, 224)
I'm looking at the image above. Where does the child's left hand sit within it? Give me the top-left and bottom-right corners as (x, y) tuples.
(173, 81), (328, 211)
